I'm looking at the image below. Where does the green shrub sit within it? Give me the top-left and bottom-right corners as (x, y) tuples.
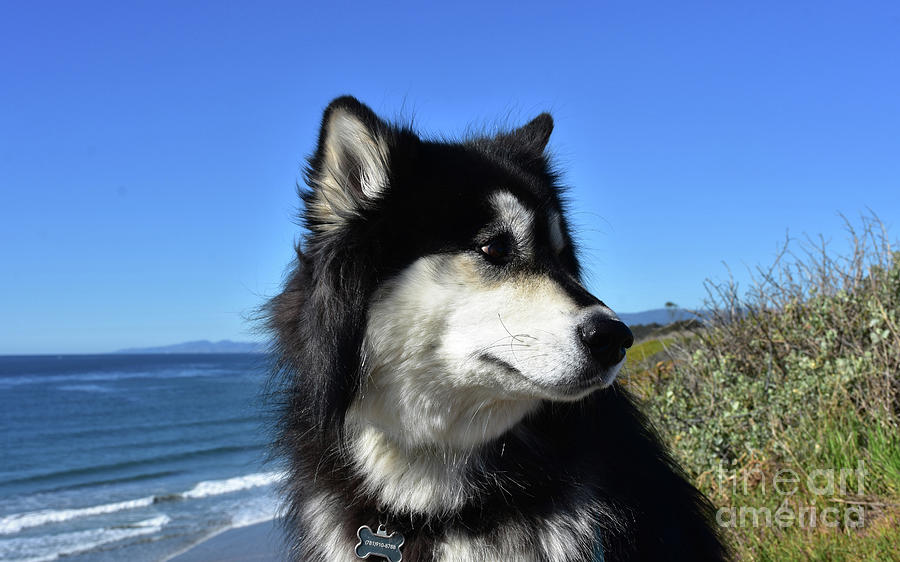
(629, 214), (900, 559)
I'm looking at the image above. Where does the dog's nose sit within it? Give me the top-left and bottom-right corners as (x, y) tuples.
(577, 314), (634, 368)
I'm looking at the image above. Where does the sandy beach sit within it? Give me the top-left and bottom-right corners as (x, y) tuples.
(168, 519), (285, 562)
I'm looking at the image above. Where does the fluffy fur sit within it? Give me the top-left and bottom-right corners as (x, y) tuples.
(265, 96), (728, 561)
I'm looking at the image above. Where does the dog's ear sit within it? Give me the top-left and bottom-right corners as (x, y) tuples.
(510, 113), (553, 154)
(496, 112), (553, 156)
(305, 96), (391, 230)
(488, 113), (554, 175)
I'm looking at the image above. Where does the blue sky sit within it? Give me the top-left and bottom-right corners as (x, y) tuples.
(2, 1), (898, 354)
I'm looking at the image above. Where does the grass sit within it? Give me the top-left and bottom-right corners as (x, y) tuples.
(626, 337), (670, 362)
(622, 214), (900, 560)
(749, 512), (900, 562)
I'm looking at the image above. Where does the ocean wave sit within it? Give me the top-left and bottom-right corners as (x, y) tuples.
(229, 493), (279, 529)
(0, 472), (283, 535)
(24, 414), (258, 443)
(55, 384), (116, 393)
(182, 471), (283, 499)
(3, 444), (264, 489)
(0, 515), (170, 562)
(47, 469), (184, 493)
(0, 497), (155, 534)
(0, 368), (228, 388)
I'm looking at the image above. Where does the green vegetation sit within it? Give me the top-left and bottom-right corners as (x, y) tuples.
(627, 337), (670, 362)
(622, 215), (900, 560)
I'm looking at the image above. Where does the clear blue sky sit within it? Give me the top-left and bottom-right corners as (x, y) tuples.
(2, 1), (898, 354)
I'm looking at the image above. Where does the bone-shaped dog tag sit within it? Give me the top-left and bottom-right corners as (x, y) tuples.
(355, 524), (405, 562)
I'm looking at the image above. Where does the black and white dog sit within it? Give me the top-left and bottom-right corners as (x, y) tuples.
(266, 97), (727, 561)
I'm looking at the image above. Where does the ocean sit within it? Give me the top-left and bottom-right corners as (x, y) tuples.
(0, 354), (282, 562)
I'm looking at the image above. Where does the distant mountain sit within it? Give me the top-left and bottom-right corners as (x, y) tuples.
(618, 308), (700, 326)
(114, 309), (693, 354)
(115, 340), (265, 354)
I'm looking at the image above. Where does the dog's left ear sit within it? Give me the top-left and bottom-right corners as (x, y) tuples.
(510, 113), (554, 154)
(490, 113), (553, 173)
(305, 96), (391, 231)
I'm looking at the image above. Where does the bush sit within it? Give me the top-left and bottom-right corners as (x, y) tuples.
(628, 214), (900, 559)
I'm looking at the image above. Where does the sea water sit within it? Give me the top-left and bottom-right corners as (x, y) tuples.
(0, 354), (282, 561)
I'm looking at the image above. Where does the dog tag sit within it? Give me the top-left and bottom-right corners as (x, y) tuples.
(355, 524), (405, 562)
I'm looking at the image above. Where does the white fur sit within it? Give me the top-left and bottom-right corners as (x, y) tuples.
(436, 525), (538, 562)
(308, 110), (389, 231)
(433, 502), (602, 562)
(491, 190), (535, 257)
(344, 419), (477, 514)
(352, 179), (628, 447)
(300, 492), (358, 561)
(537, 505), (598, 562)
(358, 253), (594, 447)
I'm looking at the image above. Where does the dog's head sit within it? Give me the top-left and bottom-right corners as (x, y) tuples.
(272, 97), (632, 449)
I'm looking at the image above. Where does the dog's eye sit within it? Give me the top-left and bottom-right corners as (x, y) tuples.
(479, 240), (511, 263)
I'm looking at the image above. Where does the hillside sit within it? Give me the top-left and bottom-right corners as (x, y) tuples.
(115, 340), (265, 354)
(618, 308), (699, 326)
(621, 215), (900, 560)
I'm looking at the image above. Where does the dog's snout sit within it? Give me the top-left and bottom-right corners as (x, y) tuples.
(577, 314), (634, 368)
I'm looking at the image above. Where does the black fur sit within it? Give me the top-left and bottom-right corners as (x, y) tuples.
(265, 96), (728, 561)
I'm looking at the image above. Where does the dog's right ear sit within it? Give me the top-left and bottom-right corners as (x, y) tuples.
(305, 96), (391, 232)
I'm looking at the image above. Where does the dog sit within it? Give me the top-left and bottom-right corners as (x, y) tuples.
(265, 96), (727, 561)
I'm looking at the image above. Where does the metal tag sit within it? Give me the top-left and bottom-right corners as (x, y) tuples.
(355, 524), (405, 562)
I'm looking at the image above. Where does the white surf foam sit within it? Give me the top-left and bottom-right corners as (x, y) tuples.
(181, 471), (283, 499)
(0, 471), (283, 537)
(0, 515), (170, 562)
(228, 492), (279, 529)
(0, 497), (155, 534)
